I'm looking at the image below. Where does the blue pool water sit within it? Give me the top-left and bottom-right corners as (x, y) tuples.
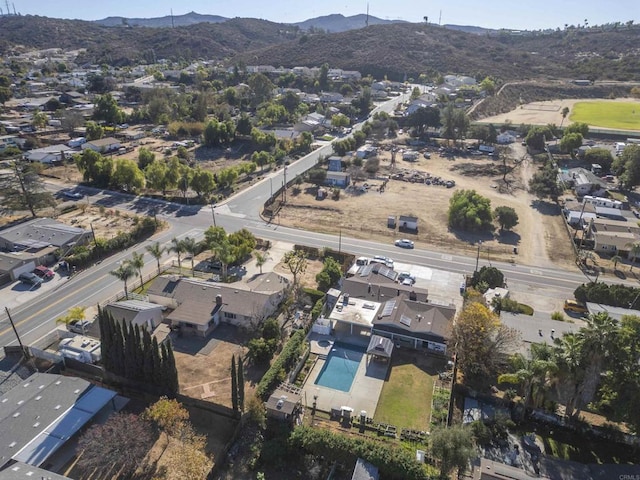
(315, 343), (365, 392)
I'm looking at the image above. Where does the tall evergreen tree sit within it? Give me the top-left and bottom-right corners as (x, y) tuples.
(231, 355), (238, 412)
(124, 322), (136, 380)
(112, 321), (125, 376)
(142, 329), (154, 381)
(151, 337), (163, 386)
(133, 325), (143, 380)
(238, 356), (245, 412)
(165, 342), (179, 395)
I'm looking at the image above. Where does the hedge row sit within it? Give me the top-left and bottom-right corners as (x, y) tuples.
(303, 287), (325, 305)
(574, 281), (640, 309)
(289, 426), (433, 480)
(65, 216), (159, 269)
(256, 329), (306, 400)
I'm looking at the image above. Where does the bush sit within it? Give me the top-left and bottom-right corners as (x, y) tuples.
(551, 311), (565, 321)
(302, 287), (325, 305)
(470, 266), (504, 289)
(575, 281), (640, 309)
(289, 426), (432, 480)
(256, 330), (306, 400)
(310, 298), (324, 321)
(448, 189), (493, 232)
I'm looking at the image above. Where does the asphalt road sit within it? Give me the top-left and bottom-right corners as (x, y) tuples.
(0, 91), (617, 352)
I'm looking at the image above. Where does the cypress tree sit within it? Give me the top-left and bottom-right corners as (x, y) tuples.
(163, 342), (179, 396)
(124, 322), (136, 380)
(142, 329), (154, 382)
(151, 337), (162, 386)
(231, 355), (238, 412)
(132, 324), (143, 381)
(238, 356), (245, 412)
(112, 320), (125, 376)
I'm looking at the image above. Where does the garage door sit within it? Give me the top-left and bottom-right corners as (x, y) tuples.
(12, 261), (36, 280)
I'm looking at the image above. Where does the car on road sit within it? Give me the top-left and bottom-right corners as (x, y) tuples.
(18, 272), (43, 287)
(395, 239), (415, 249)
(63, 190), (83, 200)
(67, 319), (92, 334)
(563, 300), (588, 314)
(33, 265), (54, 279)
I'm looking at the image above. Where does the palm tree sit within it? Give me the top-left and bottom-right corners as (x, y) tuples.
(181, 237), (199, 275)
(254, 251), (270, 274)
(169, 237), (186, 271)
(129, 251), (145, 290)
(110, 263), (136, 299)
(560, 107), (570, 127)
(625, 242), (640, 271)
(498, 343), (557, 418)
(146, 242), (165, 276)
(611, 254), (623, 271)
(214, 240), (236, 281)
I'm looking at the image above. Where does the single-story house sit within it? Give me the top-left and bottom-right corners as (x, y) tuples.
(587, 217), (640, 236)
(562, 199), (596, 227)
(319, 92), (344, 103)
(562, 168), (608, 197)
(585, 302), (640, 323)
(122, 130), (146, 141)
(0, 250), (56, 284)
(398, 215), (418, 231)
(59, 90), (86, 105)
(356, 145), (377, 159)
(25, 144), (74, 164)
(264, 384), (303, 425)
(105, 299), (164, 331)
(81, 137), (121, 153)
(497, 132), (516, 144)
(147, 274), (287, 337)
(294, 112), (327, 132)
(0, 135), (22, 151)
(326, 171), (351, 188)
(592, 231), (635, 255)
(371, 295), (456, 354)
(0, 373), (118, 471)
(0, 218), (90, 252)
(342, 264), (429, 303)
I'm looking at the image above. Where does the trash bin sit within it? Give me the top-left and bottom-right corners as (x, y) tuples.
(513, 247), (518, 254)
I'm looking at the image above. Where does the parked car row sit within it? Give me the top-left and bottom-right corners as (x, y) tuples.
(17, 265), (55, 287)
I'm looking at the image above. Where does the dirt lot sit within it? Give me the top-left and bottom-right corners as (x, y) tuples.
(55, 204), (142, 239)
(278, 140), (575, 269)
(478, 97), (640, 129)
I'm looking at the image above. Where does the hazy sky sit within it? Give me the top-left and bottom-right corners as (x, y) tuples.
(8, 1), (639, 30)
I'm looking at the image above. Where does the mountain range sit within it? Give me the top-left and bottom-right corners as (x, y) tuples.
(0, 14), (638, 82)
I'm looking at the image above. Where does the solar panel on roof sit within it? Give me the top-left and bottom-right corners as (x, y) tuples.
(381, 300), (396, 317)
(360, 264), (374, 276)
(400, 315), (412, 327)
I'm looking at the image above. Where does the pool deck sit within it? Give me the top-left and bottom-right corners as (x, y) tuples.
(304, 333), (389, 417)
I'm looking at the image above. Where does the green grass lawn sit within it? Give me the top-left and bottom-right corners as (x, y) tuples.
(374, 361), (434, 430)
(570, 101), (640, 130)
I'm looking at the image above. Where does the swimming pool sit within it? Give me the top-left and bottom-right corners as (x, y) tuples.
(314, 343), (365, 392)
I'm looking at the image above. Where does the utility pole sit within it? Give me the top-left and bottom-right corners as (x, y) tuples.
(5, 307), (28, 360)
(210, 202), (217, 227)
(339, 228), (342, 254)
(283, 166), (288, 203)
(89, 222), (97, 247)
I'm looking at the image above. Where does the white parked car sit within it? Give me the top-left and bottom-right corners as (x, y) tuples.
(395, 239), (415, 249)
(67, 320), (92, 334)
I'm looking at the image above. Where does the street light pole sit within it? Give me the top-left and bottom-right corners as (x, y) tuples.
(210, 202), (216, 227)
(283, 165), (288, 203)
(5, 307), (28, 361)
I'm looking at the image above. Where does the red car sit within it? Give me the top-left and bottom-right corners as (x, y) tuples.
(33, 265), (54, 279)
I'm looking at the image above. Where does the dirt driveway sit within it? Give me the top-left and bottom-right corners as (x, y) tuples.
(278, 142), (575, 269)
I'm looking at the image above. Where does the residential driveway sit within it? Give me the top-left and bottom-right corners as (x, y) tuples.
(1, 269), (68, 312)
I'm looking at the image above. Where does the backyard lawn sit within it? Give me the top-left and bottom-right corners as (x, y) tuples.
(374, 358), (434, 431)
(570, 101), (640, 131)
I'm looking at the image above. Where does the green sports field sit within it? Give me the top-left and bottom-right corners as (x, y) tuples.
(570, 101), (640, 130)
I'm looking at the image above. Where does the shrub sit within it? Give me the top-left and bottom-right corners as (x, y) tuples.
(302, 287), (325, 305)
(256, 330), (306, 400)
(310, 298), (324, 321)
(551, 311), (565, 321)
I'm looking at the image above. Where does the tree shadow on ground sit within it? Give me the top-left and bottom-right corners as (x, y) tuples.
(496, 230), (521, 246)
(531, 199), (560, 216)
(450, 162), (505, 177)
(450, 228), (495, 245)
